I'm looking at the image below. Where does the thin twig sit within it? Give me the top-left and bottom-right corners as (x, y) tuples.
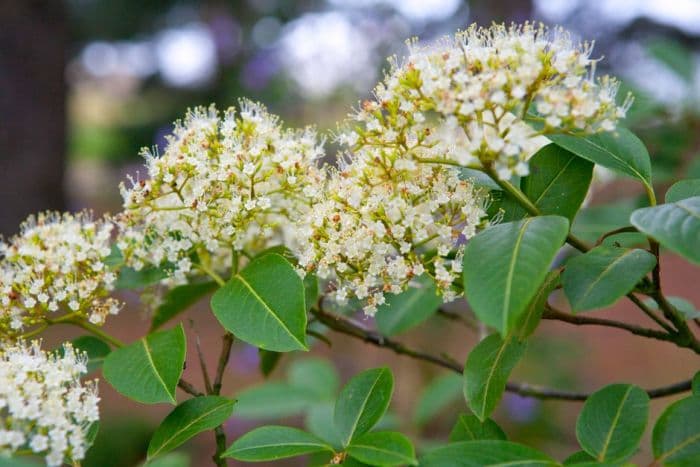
(195, 333), (213, 394)
(178, 379), (204, 397)
(311, 305), (692, 401)
(211, 332), (234, 467)
(437, 308), (479, 330)
(542, 305), (674, 342)
(594, 226), (639, 246)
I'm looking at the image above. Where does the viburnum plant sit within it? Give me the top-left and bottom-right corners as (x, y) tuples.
(2, 22), (700, 466)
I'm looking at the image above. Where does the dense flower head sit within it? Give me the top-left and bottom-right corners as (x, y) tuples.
(116, 100), (325, 284)
(293, 142), (487, 314)
(0, 212), (120, 336)
(0, 340), (99, 466)
(346, 22), (632, 180)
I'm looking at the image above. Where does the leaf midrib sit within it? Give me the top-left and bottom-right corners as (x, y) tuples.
(598, 385), (633, 461)
(657, 431), (700, 462)
(530, 154), (576, 207)
(142, 338), (175, 404)
(575, 249), (637, 310)
(149, 400), (233, 458)
(503, 219), (533, 331)
(236, 273), (305, 348)
(348, 444), (414, 463)
(576, 136), (650, 185)
(479, 336), (513, 418)
(342, 373), (383, 446)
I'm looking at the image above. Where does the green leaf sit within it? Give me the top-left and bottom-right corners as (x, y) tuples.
(549, 128), (652, 190)
(211, 253), (308, 352)
(576, 384), (649, 462)
(288, 357), (340, 400)
(305, 402), (342, 448)
(463, 216), (569, 335)
(653, 395), (700, 466)
(517, 271), (560, 339)
(421, 440), (558, 466)
(562, 246), (656, 312)
(630, 196), (700, 264)
(461, 168), (502, 191)
(304, 273), (319, 312)
(449, 414), (507, 442)
(666, 179), (700, 203)
(647, 38), (695, 83)
(116, 266), (168, 290)
(335, 367), (394, 446)
(572, 200), (643, 245)
(413, 374), (463, 426)
(142, 452), (190, 467)
(375, 275), (442, 336)
(147, 396), (235, 459)
(347, 431), (417, 466)
(150, 281), (217, 331)
(563, 451), (596, 465)
(693, 372), (700, 396)
(60, 335), (111, 374)
(223, 426), (334, 461)
(235, 382), (315, 419)
(522, 144), (594, 222)
(259, 350), (282, 377)
(463, 334), (526, 421)
(103, 325), (186, 405)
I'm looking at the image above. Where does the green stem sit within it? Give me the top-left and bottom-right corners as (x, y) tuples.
(484, 166), (590, 252)
(197, 263), (226, 287)
(59, 319), (125, 348)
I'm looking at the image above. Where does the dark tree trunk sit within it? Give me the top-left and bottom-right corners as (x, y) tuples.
(0, 0), (66, 236)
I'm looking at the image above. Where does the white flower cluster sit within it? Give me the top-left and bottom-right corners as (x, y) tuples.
(0, 341), (99, 466)
(117, 100), (325, 284)
(293, 135), (487, 314)
(0, 212), (120, 336)
(349, 22), (631, 180)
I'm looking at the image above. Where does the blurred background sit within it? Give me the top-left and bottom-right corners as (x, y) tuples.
(2, 0), (700, 466)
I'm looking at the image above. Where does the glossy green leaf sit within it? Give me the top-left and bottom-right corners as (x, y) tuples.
(653, 395), (700, 466)
(562, 246), (656, 312)
(288, 357), (339, 400)
(421, 440), (558, 466)
(235, 382), (315, 419)
(335, 367), (394, 446)
(375, 275), (442, 336)
(631, 196), (700, 264)
(464, 334), (526, 421)
(103, 325), (186, 404)
(522, 144), (594, 221)
(666, 179), (700, 203)
(347, 431), (417, 466)
(463, 216), (569, 335)
(549, 128), (652, 189)
(150, 281), (216, 331)
(413, 374), (463, 426)
(224, 426), (334, 461)
(517, 271), (560, 339)
(147, 396), (235, 459)
(211, 253), (308, 352)
(59, 335), (111, 374)
(449, 414), (507, 442)
(693, 372), (700, 396)
(116, 266), (168, 290)
(576, 384), (649, 462)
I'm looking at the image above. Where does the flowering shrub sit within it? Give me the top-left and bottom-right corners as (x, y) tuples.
(2, 22), (700, 466)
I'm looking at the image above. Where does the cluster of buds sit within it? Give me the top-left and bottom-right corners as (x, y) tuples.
(0, 341), (99, 466)
(346, 22), (631, 180)
(0, 212), (120, 336)
(116, 100), (325, 284)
